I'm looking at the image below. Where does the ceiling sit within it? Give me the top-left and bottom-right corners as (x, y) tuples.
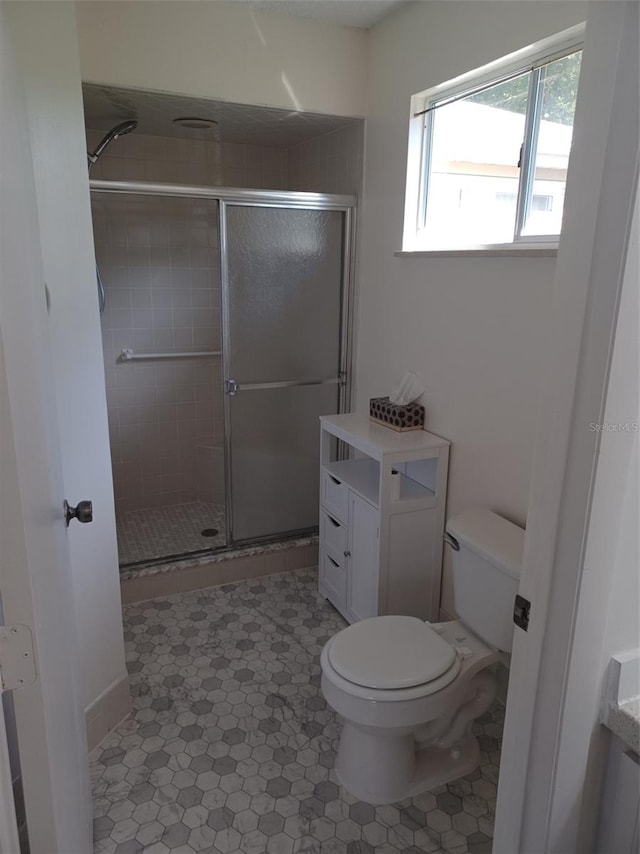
(240, 0), (407, 29)
(82, 84), (361, 146)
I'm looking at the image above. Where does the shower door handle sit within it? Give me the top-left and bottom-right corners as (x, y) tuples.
(225, 379), (239, 397)
(225, 376), (344, 395)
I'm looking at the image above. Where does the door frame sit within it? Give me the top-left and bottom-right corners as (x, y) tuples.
(219, 196), (356, 546)
(493, 3), (639, 851)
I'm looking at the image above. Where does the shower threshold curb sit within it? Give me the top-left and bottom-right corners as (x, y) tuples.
(119, 535), (319, 581)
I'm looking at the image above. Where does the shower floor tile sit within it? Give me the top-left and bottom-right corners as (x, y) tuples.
(117, 502), (226, 566)
(92, 568), (502, 854)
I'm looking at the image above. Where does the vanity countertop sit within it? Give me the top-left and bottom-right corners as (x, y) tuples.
(601, 651), (640, 754)
(602, 697), (640, 754)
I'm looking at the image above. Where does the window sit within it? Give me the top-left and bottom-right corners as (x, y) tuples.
(403, 27), (584, 251)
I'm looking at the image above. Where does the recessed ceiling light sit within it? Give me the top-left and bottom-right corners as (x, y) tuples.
(172, 117), (218, 129)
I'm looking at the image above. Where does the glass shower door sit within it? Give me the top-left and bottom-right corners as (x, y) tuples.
(91, 191), (226, 565)
(222, 203), (348, 543)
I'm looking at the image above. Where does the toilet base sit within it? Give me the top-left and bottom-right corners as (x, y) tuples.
(335, 724), (481, 804)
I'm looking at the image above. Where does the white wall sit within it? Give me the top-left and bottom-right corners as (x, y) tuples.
(358, 0), (587, 614)
(76, 0), (367, 117)
(8, 2), (129, 744)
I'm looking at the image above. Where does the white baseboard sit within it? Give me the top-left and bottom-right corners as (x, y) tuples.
(85, 673), (131, 753)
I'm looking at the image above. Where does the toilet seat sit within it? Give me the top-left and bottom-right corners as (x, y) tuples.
(328, 615), (457, 690)
(323, 616), (466, 706)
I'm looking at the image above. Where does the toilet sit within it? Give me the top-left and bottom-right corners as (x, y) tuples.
(320, 508), (524, 805)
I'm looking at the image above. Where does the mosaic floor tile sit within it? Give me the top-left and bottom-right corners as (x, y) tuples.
(92, 569), (503, 853)
(117, 502), (226, 566)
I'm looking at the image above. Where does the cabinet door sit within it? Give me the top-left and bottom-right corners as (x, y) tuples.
(595, 738), (640, 854)
(346, 492), (379, 621)
(319, 548), (347, 615)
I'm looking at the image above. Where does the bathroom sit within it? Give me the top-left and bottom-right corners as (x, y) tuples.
(1, 2), (638, 854)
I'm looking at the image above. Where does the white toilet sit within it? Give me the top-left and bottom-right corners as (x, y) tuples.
(320, 508), (524, 805)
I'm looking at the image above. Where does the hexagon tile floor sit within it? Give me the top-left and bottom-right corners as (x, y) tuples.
(92, 568), (503, 854)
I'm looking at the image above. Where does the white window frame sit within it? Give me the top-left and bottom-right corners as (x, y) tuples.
(403, 24), (585, 252)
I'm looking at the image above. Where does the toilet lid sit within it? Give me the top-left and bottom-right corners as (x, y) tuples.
(328, 616), (457, 690)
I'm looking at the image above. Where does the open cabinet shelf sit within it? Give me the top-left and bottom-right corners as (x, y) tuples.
(323, 458), (437, 509)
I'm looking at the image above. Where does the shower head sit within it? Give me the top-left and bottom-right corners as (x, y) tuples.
(87, 120), (138, 171)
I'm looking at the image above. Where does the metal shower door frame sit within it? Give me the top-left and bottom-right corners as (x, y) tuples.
(219, 193), (356, 547)
(89, 180), (357, 551)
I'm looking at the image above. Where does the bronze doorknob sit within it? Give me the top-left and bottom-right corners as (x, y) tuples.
(64, 499), (93, 527)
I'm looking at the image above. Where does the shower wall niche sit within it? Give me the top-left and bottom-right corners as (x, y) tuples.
(85, 87), (363, 568)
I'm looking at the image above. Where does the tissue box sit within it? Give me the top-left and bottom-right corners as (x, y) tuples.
(369, 397), (425, 432)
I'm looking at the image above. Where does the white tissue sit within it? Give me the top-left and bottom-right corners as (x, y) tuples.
(389, 371), (424, 406)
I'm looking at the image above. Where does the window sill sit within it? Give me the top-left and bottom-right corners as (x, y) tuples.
(395, 243), (558, 258)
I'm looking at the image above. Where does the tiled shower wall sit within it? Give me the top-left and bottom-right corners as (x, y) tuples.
(86, 129), (289, 188)
(86, 123), (364, 195)
(288, 123), (364, 195)
(88, 123), (363, 520)
(93, 194), (223, 515)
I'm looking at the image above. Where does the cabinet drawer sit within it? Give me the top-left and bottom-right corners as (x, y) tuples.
(319, 549), (346, 607)
(321, 469), (349, 521)
(320, 509), (348, 560)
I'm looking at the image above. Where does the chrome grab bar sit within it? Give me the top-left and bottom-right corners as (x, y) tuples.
(119, 348), (221, 362)
(224, 376), (345, 395)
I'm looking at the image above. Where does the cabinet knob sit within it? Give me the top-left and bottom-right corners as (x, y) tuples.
(344, 550), (351, 558)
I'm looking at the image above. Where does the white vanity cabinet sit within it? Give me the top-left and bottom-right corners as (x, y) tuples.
(318, 413), (450, 624)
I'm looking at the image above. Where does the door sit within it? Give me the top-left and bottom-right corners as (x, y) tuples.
(0, 7), (92, 852)
(346, 493), (379, 622)
(494, 4), (639, 851)
(222, 202), (349, 543)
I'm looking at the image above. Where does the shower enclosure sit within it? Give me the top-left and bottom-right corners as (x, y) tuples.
(91, 180), (354, 567)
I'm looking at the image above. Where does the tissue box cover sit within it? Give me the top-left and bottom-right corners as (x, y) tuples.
(369, 397), (425, 432)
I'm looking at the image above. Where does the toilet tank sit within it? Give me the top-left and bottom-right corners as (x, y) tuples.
(447, 509), (524, 652)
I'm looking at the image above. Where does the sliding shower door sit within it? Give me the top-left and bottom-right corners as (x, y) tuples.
(222, 203), (349, 543)
(91, 191), (226, 565)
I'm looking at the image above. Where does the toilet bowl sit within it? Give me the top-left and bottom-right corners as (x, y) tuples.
(320, 508), (524, 804)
